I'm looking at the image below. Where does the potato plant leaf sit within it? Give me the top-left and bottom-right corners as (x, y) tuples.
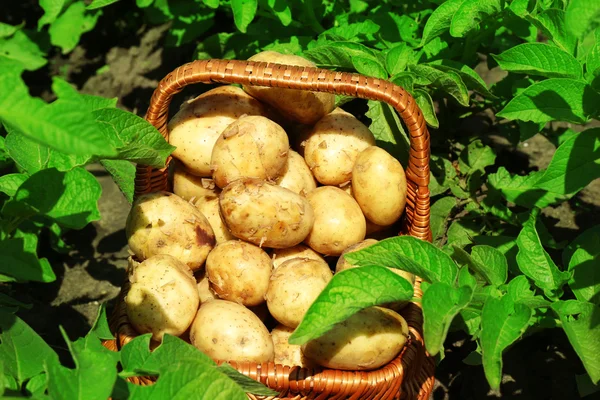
(493, 43), (582, 79)
(344, 236), (459, 285)
(565, 0), (600, 39)
(100, 160), (135, 204)
(0, 233), (55, 283)
(506, 275), (552, 309)
(38, 0), (66, 29)
(471, 246), (508, 286)
(87, 0), (121, 10)
(430, 196), (457, 242)
(90, 304), (114, 341)
(527, 9), (576, 55)
(450, 0), (502, 38)
(423, 283), (473, 355)
(480, 295), (532, 390)
(217, 364), (279, 396)
(303, 41), (378, 70)
(352, 56), (387, 79)
(365, 100), (410, 165)
(552, 300), (600, 384)
(289, 266), (414, 345)
(408, 65), (470, 106)
(48, 2), (100, 54)
(0, 174), (27, 197)
(413, 89), (439, 128)
(568, 249), (600, 305)
(385, 43), (413, 75)
(231, 0), (258, 33)
(420, 0), (466, 46)
(0, 31), (48, 71)
(427, 59), (495, 98)
(563, 225), (600, 267)
(458, 140), (496, 175)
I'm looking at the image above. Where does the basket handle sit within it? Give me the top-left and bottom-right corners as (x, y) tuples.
(140, 59), (431, 241)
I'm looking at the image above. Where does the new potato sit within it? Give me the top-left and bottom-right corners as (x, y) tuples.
(271, 244), (325, 269)
(194, 197), (235, 244)
(276, 150), (317, 196)
(173, 162), (220, 203)
(272, 324), (315, 367)
(196, 269), (217, 303)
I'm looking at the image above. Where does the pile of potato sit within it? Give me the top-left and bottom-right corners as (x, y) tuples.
(123, 51), (414, 371)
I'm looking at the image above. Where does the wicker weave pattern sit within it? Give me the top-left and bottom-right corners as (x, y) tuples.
(102, 59), (435, 399)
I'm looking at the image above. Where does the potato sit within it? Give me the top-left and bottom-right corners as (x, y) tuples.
(305, 186), (366, 256)
(168, 86), (267, 176)
(276, 150), (317, 196)
(340, 183), (353, 197)
(206, 240), (272, 307)
(125, 255), (199, 341)
(190, 300), (274, 363)
(303, 108), (375, 185)
(272, 324), (316, 367)
(243, 51), (335, 125)
(196, 269), (217, 303)
(193, 197), (235, 244)
(265, 258), (332, 328)
(211, 115), (289, 189)
(352, 146), (407, 226)
(271, 244), (325, 269)
(302, 307), (409, 370)
(220, 178), (315, 248)
(126, 192), (216, 271)
(173, 162), (220, 203)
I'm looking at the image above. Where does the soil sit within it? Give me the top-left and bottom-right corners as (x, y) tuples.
(3, 3), (600, 399)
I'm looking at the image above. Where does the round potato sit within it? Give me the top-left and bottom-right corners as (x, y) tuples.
(305, 186), (366, 256)
(220, 178), (315, 248)
(265, 258), (332, 328)
(211, 115), (289, 188)
(352, 146), (407, 226)
(276, 150), (317, 196)
(125, 255), (199, 341)
(196, 269), (217, 303)
(243, 51), (335, 125)
(168, 86), (267, 176)
(206, 240), (272, 307)
(190, 300), (274, 363)
(302, 307), (409, 370)
(271, 244), (325, 269)
(126, 192), (216, 271)
(303, 108), (375, 185)
(272, 324), (316, 367)
(194, 197), (235, 244)
(173, 162), (220, 203)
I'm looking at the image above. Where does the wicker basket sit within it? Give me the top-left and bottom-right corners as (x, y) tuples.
(101, 59), (436, 399)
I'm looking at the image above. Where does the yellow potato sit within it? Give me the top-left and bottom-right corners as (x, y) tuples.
(168, 86), (267, 176)
(173, 161), (220, 203)
(206, 240), (272, 307)
(276, 150), (317, 196)
(126, 192), (215, 271)
(352, 146), (407, 226)
(196, 269), (217, 303)
(265, 258), (332, 328)
(219, 178), (315, 248)
(305, 186), (366, 256)
(211, 115), (289, 188)
(271, 244), (325, 269)
(272, 324), (316, 367)
(243, 51), (335, 125)
(302, 307), (409, 370)
(193, 197), (235, 244)
(125, 255), (199, 341)
(303, 108), (375, 185)
(190, 300), (274, 363)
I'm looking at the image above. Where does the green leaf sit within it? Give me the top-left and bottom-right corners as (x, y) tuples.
(492, 43), (582, 79)
(321, 20), (379, 41)
(303, 41), (378, 70)
(552, 300), (600, 384)
(420, 0), (466, 45)
(450, 0), (502, 38)
(3, 167), (101, 229)
(385, 43), (413, 75)
(446, 217), (480, 248)
(427, 60), (495, 98)
(49, 2), (100, 54)
(471, 246), (508, 286)
(488, 128), (600, 208)
(0, 311), (59, 385)
(0, 23), (22, 39)
(0, 232), (55, 283)
(563, 225), (600, 267)
(409, 65), (470, 106)
(423, 283), (473, 356)
(458, 140), (496, 175)
(289, 266), (413, 345)
(506, 275), (552, 309)
(203, 0), (220, 8)
(51, 78), (117, 111)
(569, 249), (600, 305)
(24, 372), (47, 396)
(365, 100), (410, 165)
(100, 160), (135, 204)
(217, 364), (279, 396)
(527, 9), (576, 54)
(431, 196), (457, 242)
(231, 0), (257, 33)
(497, 78), (600, 124)
(90, 303), (114, 340)
(352, 56), (387, 79)
(0, 31), (48, 71)
(516, 209), (571, 297)
(0, 174), (27, 197)
(136, 0), (153, 7)
(480, 295), (532, 390)
(344, 236), (459, 285)
(87, 0), (121, 9)
(38, 0), (66, 29)
(565, 0), (600, 39)
(413, 89), (439, 128)
(266, 0), (291, 26)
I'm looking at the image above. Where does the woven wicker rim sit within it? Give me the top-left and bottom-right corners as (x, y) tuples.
(102, 59), (436, 400)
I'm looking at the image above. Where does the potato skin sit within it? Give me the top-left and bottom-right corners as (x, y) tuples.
(125, 255), (199, 341)
(305, 186), (366, 256)
(196, 269), (217, 303)
(168, 86), (267, 176)
(173, 161), (220, 203)
(303, 108), (375, 185)
(272, 324), (316, 367)
(206, 240), (272, 306)
(211, 115), (289, 189)
(302, 307), (409, 370)
(276, 150), (317, 196)
(190, 300), (274, 363)
(219, 178), (315, 249)
(352, 146), (407, 226)
(194, 197), (235, 244)
(243, 51), (335, 125)
(271, 244), (325, 269)
(126, 192), (216, 271)
(265, 258), (332, 328)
